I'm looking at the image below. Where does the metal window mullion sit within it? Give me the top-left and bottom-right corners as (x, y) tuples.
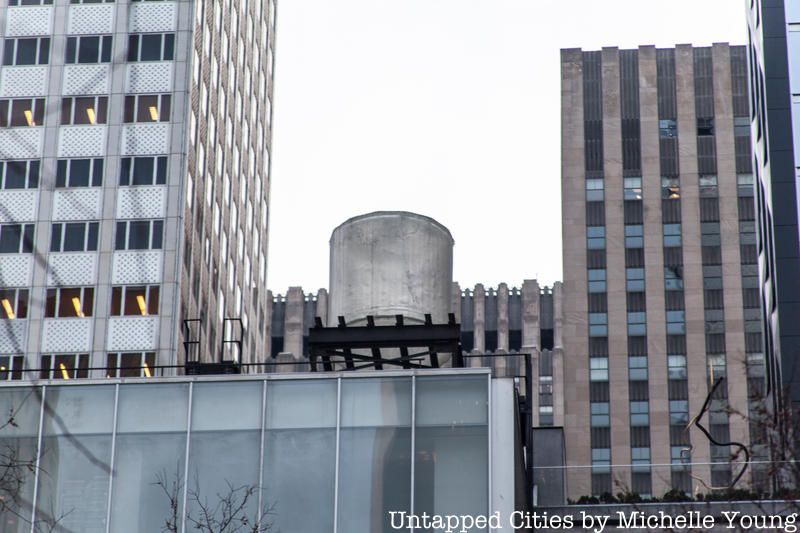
(104, 383), (120, 533)
(256, 379), (267, 529)
(410, 374), (416, 525)
(332, 377), (341, 533)
(180, 382), (194, 533)
(29, 385), (46, 533)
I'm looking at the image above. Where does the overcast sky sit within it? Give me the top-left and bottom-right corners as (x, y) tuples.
(267, 0), (747, 294)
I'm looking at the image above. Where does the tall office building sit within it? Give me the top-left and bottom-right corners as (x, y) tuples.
(746, 0), (800, 410)
(0, 0), (276, 378)
(561, 45), (766, 499)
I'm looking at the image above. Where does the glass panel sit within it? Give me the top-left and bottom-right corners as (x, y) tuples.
(338, 378), (411, 533)
(109, 383), (189, 532)
(0, 387), (42, 532)
(414, 375), (488, 532)
(36, 385), (114, 533)
(186, 382), (263, 528)
(263, 379), (336, 533)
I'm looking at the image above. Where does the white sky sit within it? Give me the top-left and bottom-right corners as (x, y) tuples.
(267, 0), (747, 294)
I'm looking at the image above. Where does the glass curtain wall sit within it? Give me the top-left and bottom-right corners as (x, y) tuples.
(0, 372), (490, 533)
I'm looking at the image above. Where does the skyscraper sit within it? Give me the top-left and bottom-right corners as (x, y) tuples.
(0, 0), (276, 378)
(561, 44), (765, 499)
(746, 0), (800, 410)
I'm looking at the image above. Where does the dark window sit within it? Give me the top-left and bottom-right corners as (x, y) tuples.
(65, 35), (112, 64)
(2, 37), (50, 65)
(50, 222), (99, 252)
(56, 158), (103, 187)
(120, 156), (168, 186)
(127, 33), (175, 62)
(115, 219), (163, 250)
(0, 160), (39, 189)
(0, 223), (34, 253)
(697, 118), (714, 136)
(8, 0), (54, 5)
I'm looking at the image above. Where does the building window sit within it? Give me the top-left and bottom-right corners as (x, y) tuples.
(697, 117), (714, 136)
(737, 173), (753, 196)
(701, 222), (721, 246)
(0, 160), (39, 189)
(587, 226), (605, 249)
(120, 156), (168, 186)
(588, 268), (606, 293)
(127, 33), (175, 62)
(590, 402), (610, 427)
(106, 351), (156, 378)
(708, 354), (726, 380)
(590, 357), (608, 381)
(629, 356), (647, 381)
(110, 285), (159, 316)
(664, 266), (683, 290)
(627, 312), (646, 336)
(626, 268), (645, 292)
(631, 447), (651, 472)
(663, 223), (681, 247)
(124, 94), (171, 123)
(56, 159), (103, 187)
(0, 288), (28, 319)
(0, 355), (24, 381)
(61, 96), (108, 125)
(591, 448), (611, 473)
(69, 0), (114, 3)
(2, 37), (50, 65)
(669, 400), (689, 424)
(8, 0), (53, 5)
(667, 355), (687, 380)
(699, 174), (718, 196)
(671, 446), (690, 471)
(50, 222), (99, 252)
(703, 265), (722, 290)
(734, 116), (750, 137)
(65, 35), (112, 64)
(114, 220), (163, 250)
(0, 98), (45, 127)
(0, 223), (34, 253)
(623, 177), (642, 200)
(666, 310), (686, 335)
(589, 313), (608, 337)
(625, 225), (643, 248)
(661, 177), (680, 199)
(45, 287), (94, 318)
(39, 354), (89, 379)
(659, 119), (677, 138)
(586, 179), (604, 201)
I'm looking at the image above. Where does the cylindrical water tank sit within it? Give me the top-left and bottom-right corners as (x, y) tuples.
(328, 211), (454, 327)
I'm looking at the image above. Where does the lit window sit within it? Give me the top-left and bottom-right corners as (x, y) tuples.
(110, 285), (160, 316)
(2, 37), (50, 66)
(624, 224), (643, 248)
(61, 96), (108, 125)
(0, 289), (28, 319)
(106, 352), (156, 378)
(587, 226), (605, 250)
(124, 94), (171, 123)
(586, 179), (604, 201)
(659, 119), (677, 138)
(667, 355), (687, 380)
(588, 268), (606, 293)
(0, 355), (24, 381)
(663, 223), (682, 247)
(0, 223), (34, 253)
(50, 222), (99, 252)
(0, 98), (45, 127)
(661, 177), (680, 199)
(45, 287), (94, 318)
(39, 354), (89, 380)
(590, 357), (608, 381)
(623, 177), (642, 200)
(0, 160), (40, 189)
(56, 159), (103, 187)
